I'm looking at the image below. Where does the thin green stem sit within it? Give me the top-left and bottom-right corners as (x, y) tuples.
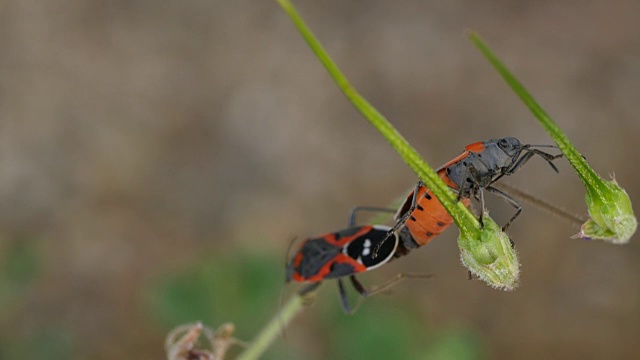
(236, 292), (308, 360)
(468, 32), (600, 192)
(278, 0), (480, 237)
(469, 31), (636, 243)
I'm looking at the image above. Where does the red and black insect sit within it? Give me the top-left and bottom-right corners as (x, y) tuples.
(374, 137), (562, 257)
(286, 207), (426, 313)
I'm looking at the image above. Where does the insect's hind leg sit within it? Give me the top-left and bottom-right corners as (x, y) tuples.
(485, 185), (522, 231)
(353, 273), (433, 296)
(337, 279), (354, 314)
(341, 273), (433, 314)
(348, 206), (398, 227)
(485, 186), (521, 248)
(477, 187), (486, 229)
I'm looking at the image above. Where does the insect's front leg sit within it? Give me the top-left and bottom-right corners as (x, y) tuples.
(457, 164), (485, 227)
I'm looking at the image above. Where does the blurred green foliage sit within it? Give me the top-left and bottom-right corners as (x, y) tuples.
(0, 238), (40, 311)
(150, 250), (485, 360)
(149, 253), (283, 339)
(423, 329), (484, 360)
(0, 327), (74, 360)
(0, 237), (74, 360)
(0, 237), (484, 359)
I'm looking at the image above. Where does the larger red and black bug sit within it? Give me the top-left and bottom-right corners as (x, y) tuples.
(374, 137), (562, 256)
(286, 207), (426, 313)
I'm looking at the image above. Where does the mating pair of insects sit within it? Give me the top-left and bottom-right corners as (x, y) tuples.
(286, 137), (563, 313)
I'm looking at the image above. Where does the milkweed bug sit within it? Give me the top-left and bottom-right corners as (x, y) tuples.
(374, 137), (562, 257)
(286, 207), (430, 314)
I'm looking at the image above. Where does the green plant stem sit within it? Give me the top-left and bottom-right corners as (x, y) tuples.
(277, 0), (480, 237)
(236, 293), (308, 360)
(468, 32), (600, 193)
(469, 32), (636, 243)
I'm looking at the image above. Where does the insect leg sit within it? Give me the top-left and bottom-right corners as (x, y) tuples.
(341, 273), (433, 314)
(477, 187), (485, 228)
(485, 185), (521, 247)
(355, 273), (433, 296)
(349, 275), (367, 295)
(337, 279), (354, 314)
(372, 181), (424, 258)
(493, 182), (587, 227)
(506, 149), (562, 176)
(529, 149), (563, 172)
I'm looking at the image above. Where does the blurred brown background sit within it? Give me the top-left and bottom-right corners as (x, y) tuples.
(1, 0), (639, 359)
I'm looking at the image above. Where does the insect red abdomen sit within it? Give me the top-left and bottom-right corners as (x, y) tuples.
(401, 167), (472, 246)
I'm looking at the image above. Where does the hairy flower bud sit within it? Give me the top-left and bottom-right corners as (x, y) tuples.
(458, 215), (519, 291)
(575, 178), (637, 244)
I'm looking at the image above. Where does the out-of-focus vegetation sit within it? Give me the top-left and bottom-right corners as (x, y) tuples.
(150, 252), (484, 360)
(0, 238), (73, 360)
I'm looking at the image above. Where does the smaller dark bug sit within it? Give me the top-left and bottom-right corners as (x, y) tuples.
(373, 137), (562, 258)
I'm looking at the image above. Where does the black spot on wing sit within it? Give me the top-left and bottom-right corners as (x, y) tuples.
(345, 228), (396, 269)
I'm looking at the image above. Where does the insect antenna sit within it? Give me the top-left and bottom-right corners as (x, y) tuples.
(524, 144), (559, 149)
(278, 235), (299, 340)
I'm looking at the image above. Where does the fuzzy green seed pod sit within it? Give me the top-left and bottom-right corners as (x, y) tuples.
(576, 178), (637, 244)
(458, 215), (519, 291)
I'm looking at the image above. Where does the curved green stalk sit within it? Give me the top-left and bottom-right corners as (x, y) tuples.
(469, 32), (636, 244)
(275, 0), (475, 234)
(236, 292), (309, 360)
